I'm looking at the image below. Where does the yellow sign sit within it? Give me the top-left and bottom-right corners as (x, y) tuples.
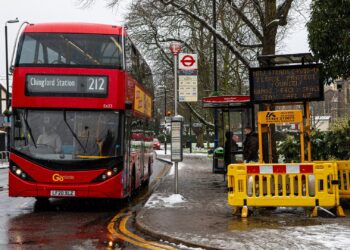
(134, 85), (152, 118)
(145, 95), (152, 118)
(258, 110), (303, 124)
(134, 85), (145, 114)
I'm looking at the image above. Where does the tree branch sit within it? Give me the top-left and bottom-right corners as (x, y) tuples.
(226, 0), (264, 42)
(180, 102), (214, 128)
(160, 0), (251, 68)
(235, 40), (263, 49)
(252, 0), (265, 25)
(277, 0), (294, 26)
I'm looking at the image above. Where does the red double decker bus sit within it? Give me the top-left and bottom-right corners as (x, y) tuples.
(9, 23), (154, 199)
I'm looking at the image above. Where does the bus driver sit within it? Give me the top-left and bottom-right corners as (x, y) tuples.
(37, 124), (62, 153)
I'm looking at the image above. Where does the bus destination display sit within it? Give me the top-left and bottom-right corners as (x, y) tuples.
(249, 64), (323, 103)
(26, 75), (108, 97)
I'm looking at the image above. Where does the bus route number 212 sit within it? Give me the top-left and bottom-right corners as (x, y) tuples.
(87, 77), (107, 93)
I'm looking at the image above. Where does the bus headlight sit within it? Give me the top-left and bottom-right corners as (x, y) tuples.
(91, 165), (122, 183)
(10, 162), (34, 182)
(15, 168), (22, 175)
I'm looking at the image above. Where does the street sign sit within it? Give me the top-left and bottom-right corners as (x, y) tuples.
(179, 75), (198, 102)
(179, 53), (198, 70)
(258, 110), (303, 124)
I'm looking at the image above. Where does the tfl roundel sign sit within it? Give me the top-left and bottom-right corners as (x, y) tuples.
(179, 53), (198, 70)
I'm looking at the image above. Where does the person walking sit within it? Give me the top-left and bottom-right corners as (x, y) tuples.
(224, 131), (238, 169)
(243, 126), (258, 162)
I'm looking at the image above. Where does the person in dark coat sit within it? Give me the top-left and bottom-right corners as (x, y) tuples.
(224, 131), (238, 168)
(243, 126), (258, 162)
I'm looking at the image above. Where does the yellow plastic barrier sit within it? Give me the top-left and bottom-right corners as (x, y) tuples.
(337, 161), (350, 199)
(314, 160), (350, 200)
(227, 162), (345, 217)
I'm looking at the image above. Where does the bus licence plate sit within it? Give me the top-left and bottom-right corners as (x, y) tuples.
(50, 190), (76, 197)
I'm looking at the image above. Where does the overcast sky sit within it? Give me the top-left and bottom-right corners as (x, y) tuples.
(0, 0), (310, 83)
(0, 0), (128, 81)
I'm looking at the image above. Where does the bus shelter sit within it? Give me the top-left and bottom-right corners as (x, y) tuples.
(202, 96), (254, 173)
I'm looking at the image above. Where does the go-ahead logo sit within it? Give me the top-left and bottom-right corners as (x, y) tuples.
(52, 173), (75, 182)
(52, 173), (64, 182)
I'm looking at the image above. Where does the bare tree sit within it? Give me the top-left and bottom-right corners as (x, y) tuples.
(78, 0), (301, 148)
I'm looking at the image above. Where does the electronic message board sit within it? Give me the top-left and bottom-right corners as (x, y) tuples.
(26, 75), (108, 97)
(249, 64), (323, 103)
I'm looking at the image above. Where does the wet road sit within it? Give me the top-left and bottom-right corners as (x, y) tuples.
(0, 159), (169, 250)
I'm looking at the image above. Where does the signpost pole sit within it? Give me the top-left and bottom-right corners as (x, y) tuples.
(164, 87), (167, 155)
(189, 113), (192, 153)
(169, 42), (182, 194)
(174, 54), (178, 116)
(175, 162), (178, 194)
(174, 54), (179, 194)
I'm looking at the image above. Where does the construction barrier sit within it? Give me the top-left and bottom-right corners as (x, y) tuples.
(337, 161), (350, 199)
(315, 160), (350, 199)
(227, 162), (345, 217)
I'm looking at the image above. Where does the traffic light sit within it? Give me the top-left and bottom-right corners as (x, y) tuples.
(167, 111), (172, 116)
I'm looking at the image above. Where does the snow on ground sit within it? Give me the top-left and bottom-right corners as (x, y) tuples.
(288, 223), (350, 249)
(169, 224), (350, 250)
(144, 193), (186, 208)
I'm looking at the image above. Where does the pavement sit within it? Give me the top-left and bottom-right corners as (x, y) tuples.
(0, 162), (8, 190)
(135, 150), (350, 250)
(0, 162), (9, 169)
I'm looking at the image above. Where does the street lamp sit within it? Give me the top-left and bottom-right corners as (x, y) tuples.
(5, 18), (19, 111)
(169, 41), (181, 115)
(4, 18), (19, 152)
(213, 0), (219, 149)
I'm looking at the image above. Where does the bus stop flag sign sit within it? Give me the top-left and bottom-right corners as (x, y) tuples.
(179, 53), (198, 70)
(178, 53), (198, 102)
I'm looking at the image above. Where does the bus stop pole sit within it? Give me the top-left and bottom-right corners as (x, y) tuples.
(189, 114), (192, 153)
(169, 42), (181, 194)
(174, 54), (179, 193)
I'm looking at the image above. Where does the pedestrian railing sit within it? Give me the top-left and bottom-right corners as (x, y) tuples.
(227, 162), (345, 218)
(0, 151), (9, 166)
(0, 151), (9, 165)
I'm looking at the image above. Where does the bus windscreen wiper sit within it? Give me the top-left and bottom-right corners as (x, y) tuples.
(63, 110), (86, 153)
(23, 110), (37, 148)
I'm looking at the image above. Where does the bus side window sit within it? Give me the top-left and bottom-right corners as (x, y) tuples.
(131, 45), (140, 81)
(125, 38), (132, 73)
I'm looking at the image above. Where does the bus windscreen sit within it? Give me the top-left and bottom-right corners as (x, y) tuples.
(16, 33), (123, 69)
(13, 109), (121, 161)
